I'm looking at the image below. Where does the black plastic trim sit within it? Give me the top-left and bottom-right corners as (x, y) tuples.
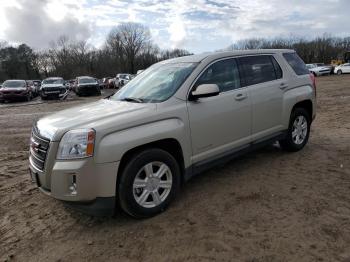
(63, 197), (116, 217)
(184, 131), (287, 181)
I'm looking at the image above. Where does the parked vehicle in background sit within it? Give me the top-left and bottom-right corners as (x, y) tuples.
(0, 80), (32, 102)
(115, 73), (131, 88)
(64, 81), (70, 89)
(102, 77), (112, 88)
(306, 63), (332, 76)
(334, 63), (350, 75)
(41, 77), (67, 100)
(32, 80), (41, 94)
(75, 76), (101, 96)
(136, 70), (144, 75)
(108, 78), (115, 89)
(96, 79), (106, 89)
(67, 80), (75, 90)
(26, 80), (37, 97)
(29, 49), (316, 218)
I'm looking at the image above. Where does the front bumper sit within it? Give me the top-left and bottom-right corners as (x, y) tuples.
(41, 89), (67, 98)
(77, 85), (99, 95)
(29, 144), (120, 215)
(0, 92), (28, 100)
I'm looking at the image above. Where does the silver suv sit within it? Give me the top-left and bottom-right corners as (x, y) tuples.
(29, 50), (316, 217)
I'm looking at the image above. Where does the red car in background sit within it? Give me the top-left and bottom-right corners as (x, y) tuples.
(0, 80), (33, 102)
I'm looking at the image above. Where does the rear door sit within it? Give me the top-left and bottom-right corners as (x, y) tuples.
(187, 58), (251, 163)
(237, 55), (285, 141)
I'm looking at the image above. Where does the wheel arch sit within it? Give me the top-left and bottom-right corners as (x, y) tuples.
(292, 99), (313, 120)
(116, 138), (186, 188)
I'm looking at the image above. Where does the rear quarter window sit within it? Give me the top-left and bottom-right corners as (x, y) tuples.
(238, 55), (279, 86)
(283, 53), (309, 75)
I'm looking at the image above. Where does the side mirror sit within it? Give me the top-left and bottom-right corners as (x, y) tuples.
(190, 84), (220, 101)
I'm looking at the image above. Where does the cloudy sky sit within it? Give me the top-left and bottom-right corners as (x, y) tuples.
(0, 0), (349, 53)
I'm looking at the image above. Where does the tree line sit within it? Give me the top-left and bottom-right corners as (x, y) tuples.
(226, 34), (350, 64)
(0, 23), (349, 82)
(0, 22), (192, 82)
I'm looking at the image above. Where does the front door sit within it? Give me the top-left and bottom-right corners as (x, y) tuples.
(187, 58), (251, 164)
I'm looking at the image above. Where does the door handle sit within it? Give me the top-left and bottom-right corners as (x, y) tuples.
(279, 82), (288, 89)
(234, 93), (247, 101)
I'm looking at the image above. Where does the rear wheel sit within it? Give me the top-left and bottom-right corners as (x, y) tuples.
(279, 108), (311, 152)
(118, 148), (181, 218)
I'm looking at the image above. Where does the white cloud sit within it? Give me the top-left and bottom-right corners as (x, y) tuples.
(168, 15), (187, 48)
(0, 0), (349, 52)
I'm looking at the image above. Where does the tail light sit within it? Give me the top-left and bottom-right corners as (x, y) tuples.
(309, 73), (316, 97)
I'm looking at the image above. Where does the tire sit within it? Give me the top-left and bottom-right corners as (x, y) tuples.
(312, 72), (317, 77)
(337, 70), (342, 75)
(279, 108), (311, 152)
(118, 148), (181, 218)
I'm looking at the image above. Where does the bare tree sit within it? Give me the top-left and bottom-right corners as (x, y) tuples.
(108, 22), (151, 73)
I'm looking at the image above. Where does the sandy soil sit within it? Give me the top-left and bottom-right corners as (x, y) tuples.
(1, 76), (350, 262)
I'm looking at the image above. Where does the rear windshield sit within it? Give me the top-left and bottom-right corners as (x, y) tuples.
(283, 53), (309, 75)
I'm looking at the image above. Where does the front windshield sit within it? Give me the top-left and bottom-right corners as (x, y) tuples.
(306, 64), (315, 69)
(79, 78), (96, 84)
(42, 78), (63, 84)
(112, 62), (197, 103)
(2, 80), (26, 88)
(118, 74), (129, 80)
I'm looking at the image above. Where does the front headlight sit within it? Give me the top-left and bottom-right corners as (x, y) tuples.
(57, 129), (95, 160)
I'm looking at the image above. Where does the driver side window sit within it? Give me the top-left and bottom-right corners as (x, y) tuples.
(194, 58), (240, 92)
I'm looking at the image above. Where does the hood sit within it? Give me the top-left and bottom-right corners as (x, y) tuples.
(42, 83), (64, 88)
(0, 87), (26, 92)
(36, 99), (157, 141)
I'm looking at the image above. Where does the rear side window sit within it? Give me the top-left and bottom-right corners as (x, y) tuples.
(238, 55), (278, 86)
(195, 58), (240, 92)
(283, 53), (309, 75)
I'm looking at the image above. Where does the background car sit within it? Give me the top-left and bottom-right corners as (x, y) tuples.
(306, 63), (332, 76)
(0, 80), (32, 102)
(75, 76), (101, 96)
(107, 78), (116, 88)
(334, 63), (350, 75)
(26, 80), (38, 97)
(96, 78), (106, 89)
(41, 77), (67, 100)
(32, 80), (42, 94)
(115, 73), (131, 88)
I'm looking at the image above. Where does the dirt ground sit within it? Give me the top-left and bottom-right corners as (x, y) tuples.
(0, 76), (350, 262)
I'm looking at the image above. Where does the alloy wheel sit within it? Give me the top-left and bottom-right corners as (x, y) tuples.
(132, 161), (173, 208)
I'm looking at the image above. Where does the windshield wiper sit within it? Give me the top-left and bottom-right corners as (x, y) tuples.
(120, 97), (144, 103)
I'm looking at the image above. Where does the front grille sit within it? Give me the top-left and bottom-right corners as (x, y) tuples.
(29, 129), (50, 171)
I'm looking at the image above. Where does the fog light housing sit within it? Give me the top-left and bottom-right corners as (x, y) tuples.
(69, 174), (77, 196)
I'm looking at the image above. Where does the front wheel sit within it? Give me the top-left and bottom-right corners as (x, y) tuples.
(279, 108), (311, 152)
(118, 148), (181, 218)
(337, 70), (342, 75)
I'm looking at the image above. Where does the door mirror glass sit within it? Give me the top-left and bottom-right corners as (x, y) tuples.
(190, 84), (220, 100)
